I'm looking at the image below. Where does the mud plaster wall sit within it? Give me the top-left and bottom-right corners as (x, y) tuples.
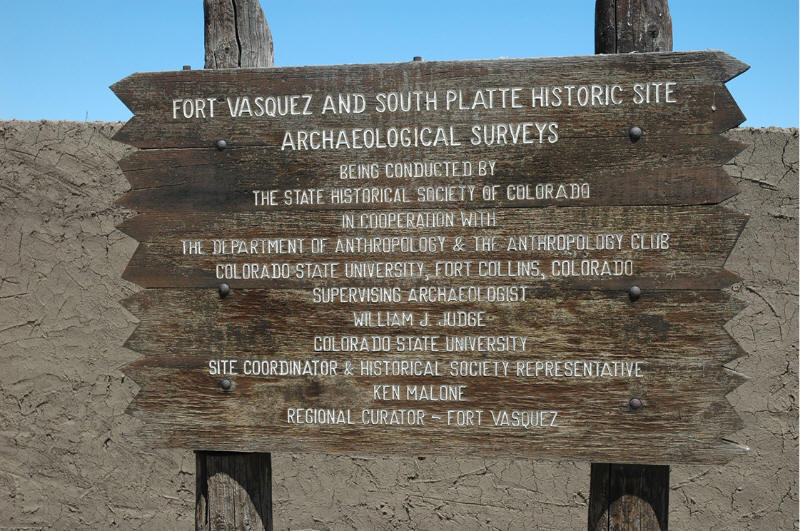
(0, 121), (796, 530)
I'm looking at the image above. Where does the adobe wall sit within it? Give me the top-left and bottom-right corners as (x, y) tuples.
(0, 121), (795, 529)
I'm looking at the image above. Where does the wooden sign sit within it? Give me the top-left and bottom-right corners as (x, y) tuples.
(113, 51), (749, 464)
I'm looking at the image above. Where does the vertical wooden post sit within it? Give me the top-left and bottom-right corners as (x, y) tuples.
(588, 464), (669, 530)
(589, 2), (672, 530)
(196, 452), (273, 530)
(595, 0), (672, 54)
(204, 0), (274, 69)
(196, 2), (274, 530)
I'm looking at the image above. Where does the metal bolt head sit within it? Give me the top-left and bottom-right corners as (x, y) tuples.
(218, 283), (231, 298)
(629, 397), (644, 410)
(215, 139), (228, 150)
(628, 126), (643, 142)
(413, 56), (423, 62)
(629, 285), (642, 301)
(220, 378), (232, 391)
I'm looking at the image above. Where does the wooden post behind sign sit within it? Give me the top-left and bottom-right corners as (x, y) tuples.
(589, 1), (672, 530)
(196, 2), (274, 530)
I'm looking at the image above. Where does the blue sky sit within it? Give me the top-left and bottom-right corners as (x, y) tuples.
(1, 1), (796, 126)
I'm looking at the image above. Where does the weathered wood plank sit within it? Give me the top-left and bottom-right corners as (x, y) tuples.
(117, 166), (740, 213)
(120, 289), (746, 363)
(111, 85), (742, 149)
(114, 135), (746, 212)
(119, 357), (744, 464)
(117, 288), (746, 463)
(110, 51), (748, 149)
(117, 205), (746, 290)
(117, 134), (744, 191)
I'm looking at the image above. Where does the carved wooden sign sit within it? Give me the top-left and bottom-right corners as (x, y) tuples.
(113, 51), (748, 464)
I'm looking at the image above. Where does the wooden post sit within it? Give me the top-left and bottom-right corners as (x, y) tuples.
(588, 464), (669, 530)
(204, 0), (274, 68)
(589, 1), (672, 530)
(197, 2), (274, 530)
(196, 452), (273, 530)
(595, 0), (672, 54)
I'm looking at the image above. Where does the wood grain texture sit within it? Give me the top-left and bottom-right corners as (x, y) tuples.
(122, 377), (745, 465)
(596, 0), (673, 54)
(116, 132), (745, 192)
(196, 451), (272, 530)
(588, 463), (669, 530)
(121, 289), (746, 363)
(111, 51), (747, 149)
(204, 0), (273, 69)
(117, 288), (746, 464)
(202, 4), (273, 530)
(111, 48), (751, 466)
(117, 205), (746, 290)
(114, 137), (746, 212)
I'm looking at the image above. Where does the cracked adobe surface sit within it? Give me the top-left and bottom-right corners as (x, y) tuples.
(0, 121), (796, 529)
